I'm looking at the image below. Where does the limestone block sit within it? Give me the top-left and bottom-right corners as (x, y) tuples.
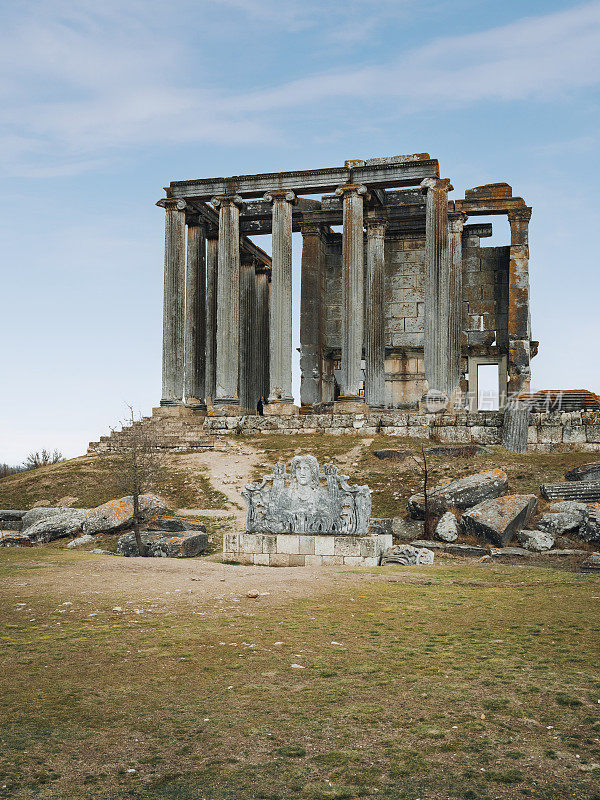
(224, 533), (239, 552)
(462, 494), (538, 547)
(334, 536), (362, 556)
(404, 317), (425, 333)
(222, 552), (234, 561)
(586, 425), (600, 443)
(361, 557), (380, 567)
(305, 555), (323, 566)
(562, 425), (586, 444)
(299, 536), (315, 555)
(527, 426), (538, 444)
(254, 553), (270, 565)
(314, 536), (336, 556)
(262, 535), (277, 554)
(321, 555), (344, 565)
(437, 427), (469, 443)
(343, 556), (364, 566)
(234, 552), (254, 565)
(538, 426), (563, 444)
(289, 554), (306, 566)
(470, 426), (502, 445)
(270, 554), (290, 567)
(240, 533), (263, 553)
(277, 534), (300, 554)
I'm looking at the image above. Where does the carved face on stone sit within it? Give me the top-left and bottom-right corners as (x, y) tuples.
(290, 455), (320, 489)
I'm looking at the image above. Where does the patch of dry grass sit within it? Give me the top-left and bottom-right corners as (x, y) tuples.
(0, 549), (599, 799)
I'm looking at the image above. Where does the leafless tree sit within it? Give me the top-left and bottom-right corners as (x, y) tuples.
(109, 405), (163, 557)
(23, 449), (64, 470)
(409, 445), (438, 539)
(0, 463), (27, 478)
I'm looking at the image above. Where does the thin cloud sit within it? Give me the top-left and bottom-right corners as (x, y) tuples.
(2, 0), (600, 177)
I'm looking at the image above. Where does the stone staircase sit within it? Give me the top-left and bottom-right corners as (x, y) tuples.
(88, 409), (214, 454)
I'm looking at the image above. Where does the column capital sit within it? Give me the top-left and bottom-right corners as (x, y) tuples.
(156, 197), (182, 210)
(366, 219), (388, 237)
(299, 221), (328, 237)
(448, 211), (468, 233)
(263, 189), (296, 204)
(335, 183), (370, 199)
(507, 207), (532, 224)
(421, 177), (453, 194)
(211, 194), (244, 210)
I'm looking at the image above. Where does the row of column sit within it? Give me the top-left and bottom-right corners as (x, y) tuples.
(162, 184), (531, 411)
(159, 197), (269, 410)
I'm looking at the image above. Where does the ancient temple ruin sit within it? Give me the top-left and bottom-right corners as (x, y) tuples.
(157, 154), (535, 416)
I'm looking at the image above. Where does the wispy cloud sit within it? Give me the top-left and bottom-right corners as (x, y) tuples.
(2, 0), (600, 178)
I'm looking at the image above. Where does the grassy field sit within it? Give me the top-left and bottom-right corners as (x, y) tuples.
(1, 547), (599, 800)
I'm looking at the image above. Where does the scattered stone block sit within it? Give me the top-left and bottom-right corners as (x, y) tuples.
(540, 481), (600, 502)
(381, 544), (434, 565)
(22, 507), (90, 543)
(392, 517), (422, 540)
(408, 469), (508, 519)
(373, 449), (411, 461)
(581, 552), (600, 572)
(66, 534), (96, 548)
(580, 504), (600, 543)
(410, 539), (488, 556)
(517, 530), (555, 551)
(117, 530), (208, 558)
(0, 533), (33, 547)
(461, 494), (537, 546)
(32, 500), (52, 508)
(147, 515), (206, 533)
(435, 512), (459, 542)
(56, 495), (79, 507)
(489, 547), (533, 557)
(538, 511), (585, 536)
(0, 510), (26, 521)
(565, 462), (600, 481)
(83, 495), (166, 535)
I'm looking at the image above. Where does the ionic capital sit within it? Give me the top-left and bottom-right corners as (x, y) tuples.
(211, 194), (245, 211)
(155, 197), (181, 210)
(335, 183), (370, 199)
(263, 189), (296, 205)
(448, 211), (468, 233)
(421, 177), (453, 194)
(366, 220), (388, 237)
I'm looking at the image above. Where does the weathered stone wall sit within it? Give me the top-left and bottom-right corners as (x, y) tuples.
(88, 409), (600, 454)
(463, 244), (509, 349)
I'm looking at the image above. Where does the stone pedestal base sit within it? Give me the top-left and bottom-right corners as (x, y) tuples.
(263, 401), (300, 417)
(223, 532), (392, 567)
(333, 398), (370, 414)
(207, 402), (242, 417)
(153, 405), (198, 419)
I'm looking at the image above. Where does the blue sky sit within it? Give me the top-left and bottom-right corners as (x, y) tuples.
(1, 0), (600, 463)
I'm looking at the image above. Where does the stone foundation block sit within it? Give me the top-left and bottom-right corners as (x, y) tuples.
(254, 553), (270, 565)
(314, 537), (336, 556)
(277, 534), (300, 553)
(224, 533), (239, 552)
(334, 535), (362, 556)
(269, 553), (291, 567)
(289, 554), (306, 566)
(234, 552), (255, 565)
(239, 533), (263, 553)
(586, 425), (600, 443)
(262, 534), (277, 554)
(321, 555), (345, 565)
(343, 556), (364, 566)
(299, 536), (315, 555)
(305, 555), (323, 566)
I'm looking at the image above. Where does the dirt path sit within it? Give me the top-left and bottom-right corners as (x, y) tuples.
(176, 438), (261, 522)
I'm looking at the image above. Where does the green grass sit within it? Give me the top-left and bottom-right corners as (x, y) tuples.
(0, 549), (599, 799)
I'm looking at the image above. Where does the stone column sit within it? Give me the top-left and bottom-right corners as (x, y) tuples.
(204, 237), (218, 403)
(421, 177), (453, 398)
(239, 258), (257, 413)
(299, 222), (327, 408)
(255, 270), (271, 403)
(507, 208), (533, 397)
(213, 195), (243, 406)
(335, 184), (368, 400)
(184, 216), (206, 407)
(264, 190), (295, 405)
(365, 220), (387, 407)
(447, 211), (468, 402)
(158, 198), (186, 405)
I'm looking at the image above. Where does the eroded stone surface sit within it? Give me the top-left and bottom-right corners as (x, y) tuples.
(117, 530), (208, 558)
(517, 530), (555, 551)
(146, 515), (206, 533)
(565, 463), (600, 481)
(243, 455), (371, 535)
(22, 508), (89, 543)
(435, 512), (459, 542)
(381, 544), (434, 565)
(408, 469), (508, 519)
(461, 494), (537, 546)
(83, 495), (166, 535)
(538, 511), (585, 536)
